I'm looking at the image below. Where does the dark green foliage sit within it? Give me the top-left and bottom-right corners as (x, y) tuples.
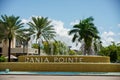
(99, 42), (120, 63)
(110, 50), (117, 62)
(69, 17), (100, 55)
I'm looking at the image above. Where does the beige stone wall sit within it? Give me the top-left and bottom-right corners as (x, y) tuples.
(0, 62), (120, 72)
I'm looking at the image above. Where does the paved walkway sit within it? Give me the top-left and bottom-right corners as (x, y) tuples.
(0, 75), (120, 80)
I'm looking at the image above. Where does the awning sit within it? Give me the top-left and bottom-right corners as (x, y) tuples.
(5, 55), (17, 59)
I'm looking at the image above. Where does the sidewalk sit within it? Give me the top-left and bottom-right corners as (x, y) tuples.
(0, 75), (120, 80)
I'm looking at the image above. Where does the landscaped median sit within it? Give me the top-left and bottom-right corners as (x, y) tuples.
(0, 62), (120, 72)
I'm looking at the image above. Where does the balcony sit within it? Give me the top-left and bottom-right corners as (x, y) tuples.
(11, 48), (38, 55)
(11, 48), (46, 55)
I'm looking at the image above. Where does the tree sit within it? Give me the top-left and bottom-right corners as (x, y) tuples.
(69, 50), (77, 55)
(27, 16), (56, 55)
(0, 15), (24, 62)
(32, 43), (39, 49)
(69, 17), (100, 55)
(53, 41), (69, 55)
(42, 41), (69, 55)
(99, 42), (119, 62)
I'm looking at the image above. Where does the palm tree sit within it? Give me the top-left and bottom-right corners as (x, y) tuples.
(0, 15), (24, 62)
(27, 16), (56, 55)
(69, 17), (100, 55)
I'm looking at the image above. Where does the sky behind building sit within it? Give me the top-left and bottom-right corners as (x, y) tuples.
(0, 0), (120, 49)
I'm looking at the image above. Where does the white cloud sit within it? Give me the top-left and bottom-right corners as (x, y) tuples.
(70, 20), (79, 26)
(118, 24), (120, 27)
(101, 31), (115, 46)
(103, 31), (115, 36)
(21, 19), (29, 24)
(51, 20), (70, 38)
(51, 19), (80, 50)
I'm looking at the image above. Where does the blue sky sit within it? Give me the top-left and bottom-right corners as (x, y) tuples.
(0, 0), (120, 49)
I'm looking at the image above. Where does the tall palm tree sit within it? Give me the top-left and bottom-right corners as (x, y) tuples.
(69, 17), (100, 55)
(0, 15), (24, 62)
(27, 16), (56, 55)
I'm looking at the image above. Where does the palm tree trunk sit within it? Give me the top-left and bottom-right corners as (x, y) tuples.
(8, 38), (11, 62)
(38, 45), (40, 55)
(48, 42), (51, 55)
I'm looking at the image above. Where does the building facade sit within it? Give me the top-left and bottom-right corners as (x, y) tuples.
(0, 38), (39, 57)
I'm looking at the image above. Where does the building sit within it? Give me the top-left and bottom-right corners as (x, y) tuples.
(0, 37), (45, 58)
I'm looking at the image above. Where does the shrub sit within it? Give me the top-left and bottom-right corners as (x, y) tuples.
(110, 51), (117, 63)
(0, 56), (6, 62)
(98, 42), (120, 63)
(69, 50), (76, 55)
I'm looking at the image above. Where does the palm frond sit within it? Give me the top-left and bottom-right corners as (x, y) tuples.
(27, 16), (56, 42)
(0, 15), (24, 41)
(68, 29), (79, 35)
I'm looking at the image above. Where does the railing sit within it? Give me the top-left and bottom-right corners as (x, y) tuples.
(11, 48), (38, 54)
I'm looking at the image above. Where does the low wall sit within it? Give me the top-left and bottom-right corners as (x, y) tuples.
(18, 55), (110, 63)
(1, 56), (116, 72)
(0, 62), (120, 72)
